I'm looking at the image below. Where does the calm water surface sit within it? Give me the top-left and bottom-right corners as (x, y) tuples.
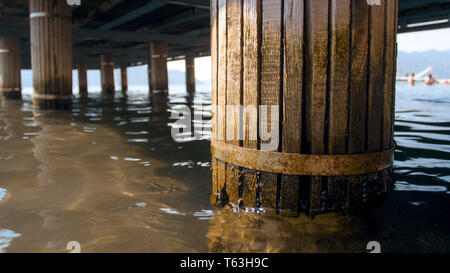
(0, 83), (448, 253)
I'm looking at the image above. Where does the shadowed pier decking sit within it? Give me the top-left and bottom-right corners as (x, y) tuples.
(0, 0), (449, 216)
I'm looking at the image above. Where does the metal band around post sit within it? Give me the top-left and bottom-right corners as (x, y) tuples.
(211, 141), (395, 176)
(152, 89), (168, 93)
(34, 94), (73, 100)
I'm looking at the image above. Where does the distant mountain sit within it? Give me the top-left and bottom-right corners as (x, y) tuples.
(397, 50), (450, 79)
(21, 68), (204, 87)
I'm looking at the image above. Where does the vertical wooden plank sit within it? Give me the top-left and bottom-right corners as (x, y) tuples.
(101, 53), (115, 95)
(241, 0), (261, 209)
(381, 0), (397, 192)
(328, 0), (351, 212)
(347, 0), (369, 211)
(383, 0), (395, 151)
(147, 63), (152, 91)
(280, 0), (304, 216)
(392, 0), (398, 150)
(185, 55), (196, 93)
(259, 0), (282, 214)
(78, 64), (88, 98)
(210, 0), (219, 204)
(366, 0), (386, 205)
(121, 66), (128, 92)
(225, 0), (243, 205)
(150, 41), (169, 93)
(367, 0), (385, 153)
(305, 0), (328, 215)
(217, 0), (228, 200)
(0, 37), (21, 99)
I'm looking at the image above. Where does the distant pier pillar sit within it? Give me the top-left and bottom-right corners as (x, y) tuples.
(0, 37), (21, 99)
(210, 0), (398, 216)
(147, 62), (152, 91)
(149, 41), (168, 93)
(29, 0), (72, 109)
(78, 64), (88, 98)
(185, 55), (196, 93)
(100, 53), (115, 97)
(120, 66), (128, 92)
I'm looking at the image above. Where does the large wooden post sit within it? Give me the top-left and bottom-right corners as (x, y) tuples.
(185, 55), (196, 93)
(78, 64), (88, 98)
(0, 37), (21, 99)
(30, 0), (73, 109)
(150, 41), (168, 93)
(211, 0), (398, 216)
(120, 66), (128, 92)
(101, 53), (115, 96)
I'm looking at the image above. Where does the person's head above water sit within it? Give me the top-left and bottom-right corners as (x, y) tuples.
(411, 73), (415, 77)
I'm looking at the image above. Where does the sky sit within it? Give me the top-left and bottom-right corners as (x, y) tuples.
(397, 28), (450, 53)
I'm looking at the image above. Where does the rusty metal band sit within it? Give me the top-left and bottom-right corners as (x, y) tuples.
(34, 94), (73, 100)
(152, 89), (168, 93)
(211, 141), (395, 176)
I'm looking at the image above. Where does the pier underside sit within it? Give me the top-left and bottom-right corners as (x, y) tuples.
(0, 0), (448, 70)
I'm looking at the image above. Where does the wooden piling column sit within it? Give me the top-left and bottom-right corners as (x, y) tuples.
(211, 0), (398, 215)
(0, 37), (21, 100)
(120, 66), (128, 92)
(29, 0), (73, 109)
(148, 62), (152, 91)
(150, 41), (168, 93)
(101, 53), (115, 96)
(78, 64), (88, 98)
(185, 55), (196, 93)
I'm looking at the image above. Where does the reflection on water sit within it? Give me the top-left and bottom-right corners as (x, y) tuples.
(0, 83), (448, 253)
(0, 229), (21, 253)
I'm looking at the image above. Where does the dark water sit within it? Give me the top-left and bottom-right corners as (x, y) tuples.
(0, 83), (448, 253)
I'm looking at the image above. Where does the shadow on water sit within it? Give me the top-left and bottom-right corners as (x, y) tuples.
(0, 83), (448, 252)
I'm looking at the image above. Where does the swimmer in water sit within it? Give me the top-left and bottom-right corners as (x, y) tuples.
(408, 73), (415, 86)
(424, 74), (436, 86)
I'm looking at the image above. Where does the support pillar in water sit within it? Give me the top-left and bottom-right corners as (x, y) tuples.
(121, 66), (128, 92)
(210, 0), (398, 216)
(0, 37), (21, 100)
(149, 41), (168, 93)
(30, 0), (73, 109)
(78, 64), (88, 98)
(101, 53), (115, 97)
(185, 55), (196, 93)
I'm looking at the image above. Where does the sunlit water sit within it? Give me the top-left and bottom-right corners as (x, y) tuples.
(0, 83), (448, 253)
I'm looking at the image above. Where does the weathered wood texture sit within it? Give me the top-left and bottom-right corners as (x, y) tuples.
(101, 53), (115, 96)
(150, 41), (169, 93)
(30, 0), (72, 109)
(0, 37), (21, 99)
(78, 64), (88, 98)
(211, 0), (398, 216)
(185, 55), (196, 93)
(210, 0), (219, 204)
(121, 66), (128, 92)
